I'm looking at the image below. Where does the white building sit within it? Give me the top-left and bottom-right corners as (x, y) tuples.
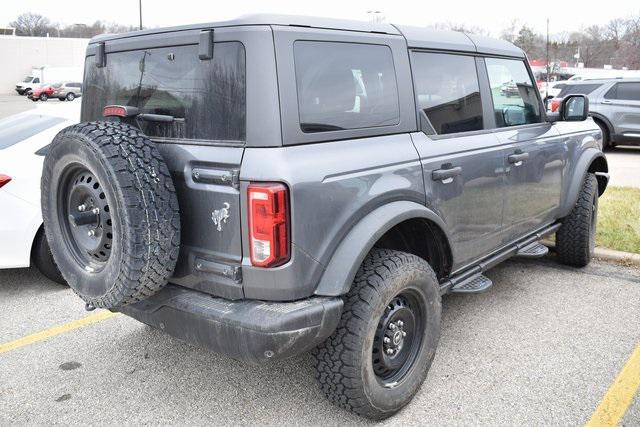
(0, 35), (89, 94)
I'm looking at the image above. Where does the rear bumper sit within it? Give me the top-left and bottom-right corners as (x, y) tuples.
(117, 284), (343, 363)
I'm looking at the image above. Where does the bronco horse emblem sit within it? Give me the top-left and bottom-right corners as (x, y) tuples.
(211, 202), (231, 232)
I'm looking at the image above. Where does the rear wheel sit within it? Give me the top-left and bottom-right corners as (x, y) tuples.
(66, 92), (75, 101)
(41, 121), (180, 308)
(40, 93), (48, 101)
(556, 173), (598, 267)
(313, 249), (441, 419)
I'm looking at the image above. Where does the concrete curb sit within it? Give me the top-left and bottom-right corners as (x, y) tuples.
(541, 240), (640, 267)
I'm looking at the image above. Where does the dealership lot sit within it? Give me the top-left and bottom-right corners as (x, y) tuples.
(1, 257), (638, 424)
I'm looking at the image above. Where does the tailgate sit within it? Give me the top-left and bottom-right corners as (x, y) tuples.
(157, 143), (245, 300)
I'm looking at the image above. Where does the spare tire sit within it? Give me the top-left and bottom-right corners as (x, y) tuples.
(41, 121), (180, 309)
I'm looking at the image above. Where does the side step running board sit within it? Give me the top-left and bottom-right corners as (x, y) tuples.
(515, 242), (549, 258)
(450, 274), (493, 294)
(439, 222), (561, 295)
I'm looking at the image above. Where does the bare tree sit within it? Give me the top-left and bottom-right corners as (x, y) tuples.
(9, 13), (56, 36)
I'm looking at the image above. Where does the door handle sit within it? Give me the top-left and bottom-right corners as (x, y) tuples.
(601, 100), (612, 104)
(508, 152), (529, 164)
(432, 165), (462, 182)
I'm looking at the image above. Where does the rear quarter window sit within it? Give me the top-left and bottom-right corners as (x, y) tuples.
(82, 42), (246, 142)
(293, 41), (400, 133)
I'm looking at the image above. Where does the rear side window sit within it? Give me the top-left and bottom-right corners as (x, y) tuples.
(558, 83), (602, 97)
(293, 41), (400, 133)
(411, 52), (483, 135)
(82, 42), (246, 142)
(485, 58), (541, 128)
(605, 82), (640, 101)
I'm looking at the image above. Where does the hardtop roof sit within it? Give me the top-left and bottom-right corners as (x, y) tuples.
(90, 14), (524, 58)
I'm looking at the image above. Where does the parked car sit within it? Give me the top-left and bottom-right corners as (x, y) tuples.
(14, 75), (42, 96)
(52, 82), (83, 101)
(15, 66), (83, 95)
(40, 15), (608, 420)
(549, 78), (640, 148)
(0, 103), (80, 283)
(500, 80), (519, 97)
(27, 84), (60, 102)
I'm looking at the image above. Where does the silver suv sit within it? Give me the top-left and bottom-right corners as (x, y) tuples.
(553, 79), (640, 148)
(52, 82), (83, 101)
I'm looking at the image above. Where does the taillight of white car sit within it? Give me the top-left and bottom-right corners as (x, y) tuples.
(247, 182), (290, 268)
(0, 175), (11, 189)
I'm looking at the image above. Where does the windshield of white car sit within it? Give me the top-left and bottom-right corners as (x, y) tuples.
(22, 77), (33, 83)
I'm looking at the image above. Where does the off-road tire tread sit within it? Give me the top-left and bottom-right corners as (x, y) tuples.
(312, 248), (439, 420)
(42, 121), (180, 308)
(556, 173), (598, 267)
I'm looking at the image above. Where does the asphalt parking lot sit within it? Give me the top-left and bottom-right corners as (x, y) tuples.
(1, 256), (638, 425)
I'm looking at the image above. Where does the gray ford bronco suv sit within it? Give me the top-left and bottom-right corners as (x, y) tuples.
(41, 15), (609, 419)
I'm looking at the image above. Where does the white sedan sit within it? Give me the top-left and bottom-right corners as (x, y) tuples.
(0, 103), (79, 283)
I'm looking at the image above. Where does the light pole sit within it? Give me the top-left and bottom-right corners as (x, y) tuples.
(546, 18), (550, 97)
(139, 0), (143, 30)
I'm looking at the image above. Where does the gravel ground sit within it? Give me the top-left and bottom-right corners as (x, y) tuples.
(1, 257), (638, 425)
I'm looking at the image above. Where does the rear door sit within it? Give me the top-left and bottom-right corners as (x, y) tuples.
(483, 57), (565, 243)
(601, 82), (640, 140)
(410, 51), (507, 269)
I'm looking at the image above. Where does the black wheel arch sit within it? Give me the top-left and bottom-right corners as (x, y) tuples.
(590, 113), (615, 142)
(314, 201), (453, 297)
(559, 149), (608, 218)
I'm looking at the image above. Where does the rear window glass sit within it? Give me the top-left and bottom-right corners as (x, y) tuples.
(558, 83), (602, 97)
(293, 41), (400, 133)
(82, 42), (246, 142)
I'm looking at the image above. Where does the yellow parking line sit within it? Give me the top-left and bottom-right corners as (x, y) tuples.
(586, 343), (640, 427)
(0, 310), (118, 354)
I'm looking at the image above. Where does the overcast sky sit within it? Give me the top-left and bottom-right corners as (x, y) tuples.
(3, 0), (640, 36)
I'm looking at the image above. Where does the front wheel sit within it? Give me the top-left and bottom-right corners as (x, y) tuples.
(66, 93), (75, 101)
(556, 173), (599, 267)
(313, 249), (441, 419)
(40, 93), (48, 101)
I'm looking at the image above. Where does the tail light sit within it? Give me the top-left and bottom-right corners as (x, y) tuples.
(103, 105), (139, 118)
(0, 175), (11, 189)
(247, 183), (290, 268)
(551, 98), (561, 112)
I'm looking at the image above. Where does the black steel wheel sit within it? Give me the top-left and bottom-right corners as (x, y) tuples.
(57, 167), (114, 271)
(314, 249), (441, 419)
(372, 291), (425, 385)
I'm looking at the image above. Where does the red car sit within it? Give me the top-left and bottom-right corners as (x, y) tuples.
(28, 83), (60, 102)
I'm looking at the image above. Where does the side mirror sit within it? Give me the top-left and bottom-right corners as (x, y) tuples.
(548, 94), (589, 123)
(562, 94), (589, 121)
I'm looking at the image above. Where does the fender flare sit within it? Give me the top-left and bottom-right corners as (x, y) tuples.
(314, 201), (451, 297)
(559, 148), (608, 218)
(589, 113), (615, 140)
